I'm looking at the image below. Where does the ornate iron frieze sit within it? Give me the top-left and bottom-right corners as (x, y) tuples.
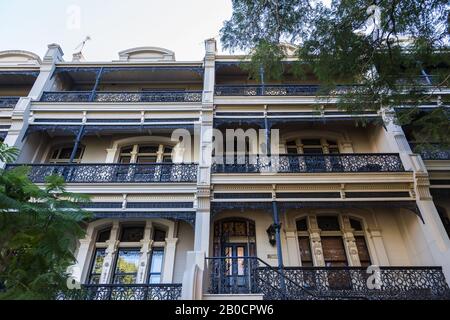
(212, 154), (405, 174)
(5, 163), (198, 183)
(57, 284), (182, 300)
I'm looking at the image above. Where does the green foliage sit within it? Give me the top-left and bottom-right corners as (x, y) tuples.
(0, 166), (91, 300)
(0, 142), (19, 164)
(221, 0), (450, 146)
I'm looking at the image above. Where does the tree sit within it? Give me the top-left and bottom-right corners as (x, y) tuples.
(0, 146), (91, 299)
(220, 0), (449, 148)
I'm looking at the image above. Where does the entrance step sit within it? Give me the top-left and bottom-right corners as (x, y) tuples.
(203, 294), (264, 300)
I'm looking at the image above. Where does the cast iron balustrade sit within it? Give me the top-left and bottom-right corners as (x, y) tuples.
(5, 163), (198, 183)
(212, 154), (404, 174)
(214, 85), (356, 96)
(57, 284), (181, 300)
(40, 90), (202, 103)
(206, 257), (450, 300)
(410, 143), (450, 161)
(0, 96), (20, 108)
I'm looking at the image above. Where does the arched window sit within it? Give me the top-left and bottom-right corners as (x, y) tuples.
(48, 145), (85, 163)
(295, 215), (371, 267)
(87, 223), (169, 285)
(119, 144), (173, 164)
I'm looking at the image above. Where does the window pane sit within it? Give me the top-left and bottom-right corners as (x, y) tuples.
(149, 275), (161, 284)
(164, 147), (173, 153)
(317, 216), (340, 231)
(287, 147), (298, 154)
(350, 218), (363, 231)
(120, 226), (145, 242)
(321, 237), (348, 267)
(355, 236), (371, 267)
(137, 156), (157, 163)
(91, 249), (106, 274)
(303, 147), (323, 154)
(296, 218), (308, 231)
(150, 250), (164, 273)
(89, 249), (106, 284)
(59, 147), (73, 159)
(139, 145), (158, 153)
(97, 228), (111, 242)
(148, 249), (164, 284)
(121, 146), (133, 154)
(153, 229), (166, 242)
(302, 139), (321, 146)
(119, 156), (131, 164)
(298, 237), (313, 266)
(113, 249), (140, 284)
(162, 155), (172, 163)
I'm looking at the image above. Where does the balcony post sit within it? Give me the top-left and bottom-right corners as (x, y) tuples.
(69, 125), (85, 164)
(272, 201), (287, 295)
(89, 67), (104, 102)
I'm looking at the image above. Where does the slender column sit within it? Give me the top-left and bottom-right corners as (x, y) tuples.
(272, 201), (286, 295)
(89, 67), (103, 102)
(69, 125), (85, 163)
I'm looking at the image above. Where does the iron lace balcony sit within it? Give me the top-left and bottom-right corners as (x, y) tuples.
(0, 96), (20, 108)
(57, 283), (181, 300)
(212, 154), (405, 174)
(206, 257), (450, 300)
(40, 90), (203, 103)
(214, 85), (355, 96)
(5, 163), (198, 183)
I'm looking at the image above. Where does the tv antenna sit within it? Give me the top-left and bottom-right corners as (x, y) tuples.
(74, 36), (91, 54)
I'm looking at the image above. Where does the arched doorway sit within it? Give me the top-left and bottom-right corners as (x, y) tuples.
(212, 218), (257, 293)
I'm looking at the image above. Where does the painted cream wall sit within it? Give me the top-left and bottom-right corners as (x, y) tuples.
(173, 221), (195, 283)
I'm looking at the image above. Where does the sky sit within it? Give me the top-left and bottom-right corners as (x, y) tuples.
(0, 0), (234, 62)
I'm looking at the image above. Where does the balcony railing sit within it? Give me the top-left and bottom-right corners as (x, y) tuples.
(207, 257), (450, 300)
(214, 85), (355, 96)
(5, 163), (198, 183)
(57, 284), (181, 300)
(410, 144), (450, 160)
(0, 96), (20, 108)
(40, 90), (203, 103)
(212, 154), (405, 174)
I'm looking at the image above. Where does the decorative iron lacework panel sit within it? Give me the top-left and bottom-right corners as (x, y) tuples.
(263, 266), (450, 300)
(212, 154), (405, 173)
(214, 85), (355, 96)
(0, 96), (20, 108)
(206, 257), (450, 300)
(94, 91), (202, 103)
(57, 284), (182, 300)
(5, 163), (198, 183)
(40, 91), (202, 103)
(41, 91), (91, 102)
(410, 143), (450, 160)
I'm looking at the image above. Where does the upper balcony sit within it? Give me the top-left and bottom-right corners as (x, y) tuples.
(37, 64), (204, 106)
(212, 153), (405, 174)
(0, 50), (41, 109)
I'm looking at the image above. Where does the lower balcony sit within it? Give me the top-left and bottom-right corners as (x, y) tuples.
(212, 154), (405, 174)
(206, 257), (450, 300)
(5, 163), (198, 183)
(58, 283), (182, 300)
